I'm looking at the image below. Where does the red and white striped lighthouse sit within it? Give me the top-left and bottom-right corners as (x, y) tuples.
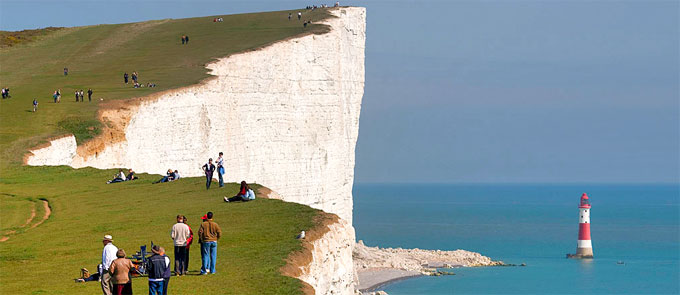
(568, 193), (593, 258)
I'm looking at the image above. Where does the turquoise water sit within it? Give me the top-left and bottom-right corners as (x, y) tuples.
(352, 184), (679, 294)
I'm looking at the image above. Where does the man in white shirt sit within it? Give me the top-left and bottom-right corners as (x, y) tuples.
(101, 235), (118, 295)
(170, 215), (191, 275)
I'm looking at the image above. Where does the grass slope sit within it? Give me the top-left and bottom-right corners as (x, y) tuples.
(0, 8), (334, 295)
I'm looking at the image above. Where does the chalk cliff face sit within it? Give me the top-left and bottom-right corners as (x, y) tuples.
(26, 7), (365, 225)
(26, 7), (365, 294)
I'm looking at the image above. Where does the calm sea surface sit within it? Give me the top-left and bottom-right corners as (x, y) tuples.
(352, 184), (679, 294)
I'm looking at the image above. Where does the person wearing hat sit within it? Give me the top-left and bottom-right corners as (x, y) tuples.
(146, 245), (169, 295)
(101, 235), (119, 295)
(198, 212), (221, 275)
(109, 249), (134, 295)
(170, 215), (190, 276)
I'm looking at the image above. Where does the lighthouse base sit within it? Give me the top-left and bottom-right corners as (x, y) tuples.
(567, 248), (594, 259)
(566, 253), (593, 259)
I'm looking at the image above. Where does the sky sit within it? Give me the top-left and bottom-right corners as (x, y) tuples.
(1, 0), (678, 184)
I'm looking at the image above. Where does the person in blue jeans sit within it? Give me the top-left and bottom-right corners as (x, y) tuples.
(202, 159), (215, 190)
(146, 245), (169, 295)
(198, 212), (221, 274)
(216, 152), (225, 188)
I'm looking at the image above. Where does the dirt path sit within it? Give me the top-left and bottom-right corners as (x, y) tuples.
(0, 200), (51, 242)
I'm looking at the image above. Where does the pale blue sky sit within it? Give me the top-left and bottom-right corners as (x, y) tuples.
(2, 0), (678, 183)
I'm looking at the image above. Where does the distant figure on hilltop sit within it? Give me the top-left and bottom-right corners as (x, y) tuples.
(185, 35), (189, 44)
(181, 35), (186, 44)
(131, 71), (138, 84)
(32, 98), (38, 112)
(79, 90), (84, 102)
(64, 67), (68, 76)
(123, 72), (129, 84)
(75, 90), (79, 102)
(87, 88), (93, 102)
(298, 11), (302, 20)
(288, 13), (292, 20)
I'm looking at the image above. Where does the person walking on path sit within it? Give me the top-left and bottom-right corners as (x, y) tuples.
(32, 98), (38, 112)
(101, 235), (119, 295)
(202, 158), (215, 190)
(216, 152), (225, 188)
(146, 245), (169, 295)
(183, 216), (194, 272)
(124, 72), (129, 84)
(109, 249), (134, 295)
(88, 89), (93, 102)
(198, 212), (221, 275)
(171, 215), (190, 276)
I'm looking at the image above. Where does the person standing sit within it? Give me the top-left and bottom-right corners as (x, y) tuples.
(183, 216), (193, 272)
(146, 245), (168, 295)
(198, 212), (221, 275)
(79, 90), (84, 102)
(64, 67), (68, 76)
(216, 152), (225, 188)
(171, 215), (190, 276)
(101, 235), (119, 295)
(88, 88), (93, 102)
(288, 13), (292, 20)
(109, 249), (134, 295)
(160, 248), (171, 295)
(181, 35), (185, 44)
(202, 158), (215, 190)
(185, 35), (189, 44)
(124, 72), (129, 84)
(75, 90), (80, 102)
(32, 98), (38, 112)
(132, 72), (138, 84)
(298, 11), (302, 20)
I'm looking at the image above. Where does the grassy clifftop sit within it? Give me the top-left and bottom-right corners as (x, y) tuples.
(0, 8), (334, 294)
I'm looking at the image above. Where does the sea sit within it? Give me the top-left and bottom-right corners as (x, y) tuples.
(352, 183), (679, 294)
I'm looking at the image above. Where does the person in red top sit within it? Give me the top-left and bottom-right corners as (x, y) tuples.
(183, 216), (194, 273)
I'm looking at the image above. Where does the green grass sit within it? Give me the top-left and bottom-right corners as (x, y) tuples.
(0, 7), (336, 294)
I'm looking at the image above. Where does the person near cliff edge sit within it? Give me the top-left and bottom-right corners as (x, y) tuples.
(202, 159), (215, 189)
(198, 212), (221, 275)
(216, 152), (225, 188)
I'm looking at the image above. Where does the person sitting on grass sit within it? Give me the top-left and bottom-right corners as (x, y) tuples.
(153, 169), (175, 184)
(107, 169), (127, 184)
(223, 181), (256, 202)
(125, 169), (138, 181)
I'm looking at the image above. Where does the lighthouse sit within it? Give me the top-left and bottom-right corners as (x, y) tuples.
(567, 193), (593, 258)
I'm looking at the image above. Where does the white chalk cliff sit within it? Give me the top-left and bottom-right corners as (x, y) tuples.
(26, 7), (366, 294)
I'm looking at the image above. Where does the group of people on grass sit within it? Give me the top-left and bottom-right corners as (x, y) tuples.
(74, 89), (94, 102)
(99, 212), (223, 295)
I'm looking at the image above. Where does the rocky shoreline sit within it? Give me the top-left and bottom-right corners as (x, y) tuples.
(354, 240), (504, 294)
